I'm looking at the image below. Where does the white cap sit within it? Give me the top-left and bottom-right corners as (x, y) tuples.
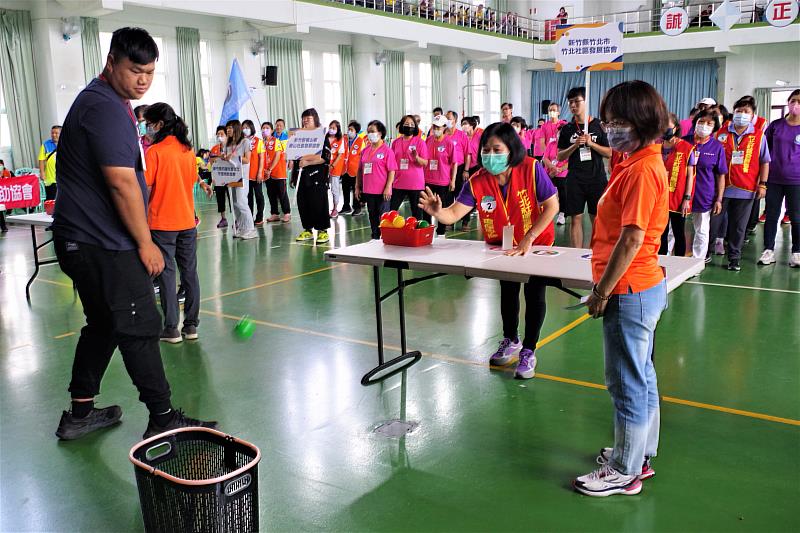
(699, 97), (716, 106)
(431, 115), (449, 127)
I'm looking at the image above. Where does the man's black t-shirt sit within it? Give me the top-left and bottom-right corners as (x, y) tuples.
(557, 117), (609, 185)
(53, 77), (147, 251)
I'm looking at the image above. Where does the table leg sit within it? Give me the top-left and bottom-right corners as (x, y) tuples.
(360, 266), (422, 386)
(25, 225), (39, 302)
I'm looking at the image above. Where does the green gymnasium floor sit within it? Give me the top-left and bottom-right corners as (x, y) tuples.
(1, 197), (798, 532)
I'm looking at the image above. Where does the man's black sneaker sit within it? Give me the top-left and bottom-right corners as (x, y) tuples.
(727, 260), (741, 271)
(177, 287), (186, 304)
(351, 207), (363, 216)
(142, 409), (218, 440)
(339, 206), (353, 215)
(55, 405), (123, 440)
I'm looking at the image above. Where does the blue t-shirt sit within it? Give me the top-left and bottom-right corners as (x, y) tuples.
(456, 160), (558, 207)
(53, 78), (147, 251)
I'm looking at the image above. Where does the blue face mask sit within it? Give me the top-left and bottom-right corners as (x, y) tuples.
(732, 112), (752, 128)
(138, 121), (147, 137)
(482, 152), (509, 175)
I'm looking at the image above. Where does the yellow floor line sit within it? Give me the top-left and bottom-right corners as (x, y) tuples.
(199, 264), (341, 302)
(53, 332), (76, 339)
(198, 308), (800, 427)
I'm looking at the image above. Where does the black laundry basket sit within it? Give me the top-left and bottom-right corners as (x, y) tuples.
(129, 427), (261, 533)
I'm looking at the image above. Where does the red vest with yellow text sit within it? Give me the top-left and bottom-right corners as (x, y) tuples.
(665, 138), (696, 212)
(717, 127), (764, 192)
(468, 157), (555, 246)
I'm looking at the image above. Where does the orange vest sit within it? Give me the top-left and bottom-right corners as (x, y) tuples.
(247, 137), (262, 179)
(345, 135), (368, 177)
(664, 139), (695, 212)
(717, 127), (764, 192)
(329, 136), (346, 177)
(264, 137), (287, 179)
(468, 157), (555, 246)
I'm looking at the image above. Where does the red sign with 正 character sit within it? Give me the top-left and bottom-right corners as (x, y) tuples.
(0, 174), (41, 209)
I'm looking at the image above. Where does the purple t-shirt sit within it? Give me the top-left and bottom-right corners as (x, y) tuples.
(683, 135), (728, 213)
(765, 118), (800, 185)
(719, 122), (771, 200)
(457, 160), (557, 207)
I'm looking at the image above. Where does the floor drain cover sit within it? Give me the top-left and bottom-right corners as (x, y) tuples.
(373, 419), (419, 437)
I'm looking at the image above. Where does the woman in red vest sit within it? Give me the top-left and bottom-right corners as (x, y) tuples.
(709, 95), (771, 271)
(327, 120), (346, 218)
(419, 122), (559, 380)
(659, 113), (697, 257)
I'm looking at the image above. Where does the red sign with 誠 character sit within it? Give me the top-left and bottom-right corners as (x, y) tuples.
(0, 174), (40, 209)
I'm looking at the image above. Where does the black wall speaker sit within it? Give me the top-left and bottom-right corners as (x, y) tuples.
(540, 99), (551, 115)
(263, 66), (278, 86)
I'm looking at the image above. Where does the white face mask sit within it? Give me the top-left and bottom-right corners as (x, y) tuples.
(242, 127), (252, 137)
(696, 124), (714, 138)
(513, 126), (521, 134)
(367, 132), (381, 143)
(732, 112), (752, 128)
(328, 128), (337, 135)
(549, 110), (560, 119)
(262, 129), (272, 137)
(217, 135), (226, 144)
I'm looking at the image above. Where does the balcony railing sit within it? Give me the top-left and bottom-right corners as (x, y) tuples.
(320, 0), (770, 42)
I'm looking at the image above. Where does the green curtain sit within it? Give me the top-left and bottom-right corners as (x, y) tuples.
(753, 87), (771, 122)
(339, 44), (357, 124)
(499, 62), (509, 105)
(266, 37), (305, 128)
(496, 0), (509, 14)
(176, 27), (207, 146)
(465, 70), (473, 117)
(430, 55), (443, 108)
(80, 17), (102, 83)
(0, 9), (40, 169)
(383, 50), (405, 129)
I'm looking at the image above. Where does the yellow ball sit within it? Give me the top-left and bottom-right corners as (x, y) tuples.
(392, 215), (406, 228)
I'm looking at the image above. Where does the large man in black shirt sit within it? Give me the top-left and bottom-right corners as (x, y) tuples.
(53, 27), (215, 440)
(558, 86), (611, 248)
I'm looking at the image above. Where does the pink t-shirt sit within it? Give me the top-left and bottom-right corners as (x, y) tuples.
(544, 140), (568, 178)
(519, 130), (532, 150)
(425, 135), (460, 186)
(680, 118), (694, 137)
(541, 120), (567, 147)
(465, 132), (480, 168)
(391, 135), (429, 190)
(447, 129), (468, 165)
(359, 142), (398, 195)
(532, 128), (546, 157)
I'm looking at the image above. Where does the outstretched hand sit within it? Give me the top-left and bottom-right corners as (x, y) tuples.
(418, 186), (442, 217)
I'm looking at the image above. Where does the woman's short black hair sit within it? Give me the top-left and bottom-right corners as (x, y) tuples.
(461, 116), (478, 129)
(790, 89), (800, 100)
(510, 116), (527, 129)
(599, 80), (669, 144)
(301, 108), (321, 127)
(216, 125), (226, 135)
(477, 122), (527, 169)
(134, 105), (149, 120)
(242, 119), (256, 134)
(348, 120), (361, 132)
(367, 120), (387, 139)
(261, 121), (273, 129)
(329, 120), (342, 139)
(399, 115), (419, 135)
(109, 27), (159, 65)
(692, 109), (721, 133)
(732, 95), (757, 112)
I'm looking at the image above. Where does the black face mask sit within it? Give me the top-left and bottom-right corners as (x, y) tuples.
(400, 125), (418, 136)
(662, 128), (676, 141)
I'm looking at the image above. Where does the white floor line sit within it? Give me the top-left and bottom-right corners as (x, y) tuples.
(685, 280), (800, 294)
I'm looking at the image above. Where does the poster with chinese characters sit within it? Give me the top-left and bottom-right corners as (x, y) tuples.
(211, 159), (243, 186)
(285, 127), (327, 161)
(0, 174), (40, 209)
(553, 22), (624, 72)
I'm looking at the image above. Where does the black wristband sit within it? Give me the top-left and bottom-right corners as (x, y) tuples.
(683, 195), (692, 201)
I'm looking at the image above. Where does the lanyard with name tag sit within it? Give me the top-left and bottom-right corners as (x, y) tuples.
(731, 150), (745, 165)
(429, 160), (439, 171)
(579, 147), (592, 162)
(364, 162), (373, 175)
(399, 158), (409, 170)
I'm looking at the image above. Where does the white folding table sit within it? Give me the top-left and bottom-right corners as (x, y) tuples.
(324, 239), (705, 385)
(5, 213), (56, 302)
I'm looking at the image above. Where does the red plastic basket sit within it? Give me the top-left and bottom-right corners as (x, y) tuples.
(380, 225), (434, 247)
(44, 200), (55, 215)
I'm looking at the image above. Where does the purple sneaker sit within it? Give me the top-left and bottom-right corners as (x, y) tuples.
(489, 337), (521, 366)
(216, 218), (228, 229)
(515, 349), (537, 379)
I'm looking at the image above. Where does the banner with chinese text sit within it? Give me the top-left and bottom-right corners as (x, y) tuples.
(285, 127), (327, 161)
(0, 175), (40, 209)
(553, 22), (624, 72)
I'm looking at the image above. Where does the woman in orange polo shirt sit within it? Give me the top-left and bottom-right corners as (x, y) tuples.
(573, 81), (670, 498)
(262, 121), (291, 223)
(143, 103), (211, 343)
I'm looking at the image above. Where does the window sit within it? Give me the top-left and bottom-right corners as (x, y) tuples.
(322, 52), (342, 125)
(99, 32), (169, 108)
(403, 60), (433, 130)
(199, 40), (214, 141)
(470, 67), (500, 125)
(302, 50), (313, 109)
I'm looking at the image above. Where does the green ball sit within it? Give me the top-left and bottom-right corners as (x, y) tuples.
(417, 220), (430, 228)
(234, 316), (256, 340)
